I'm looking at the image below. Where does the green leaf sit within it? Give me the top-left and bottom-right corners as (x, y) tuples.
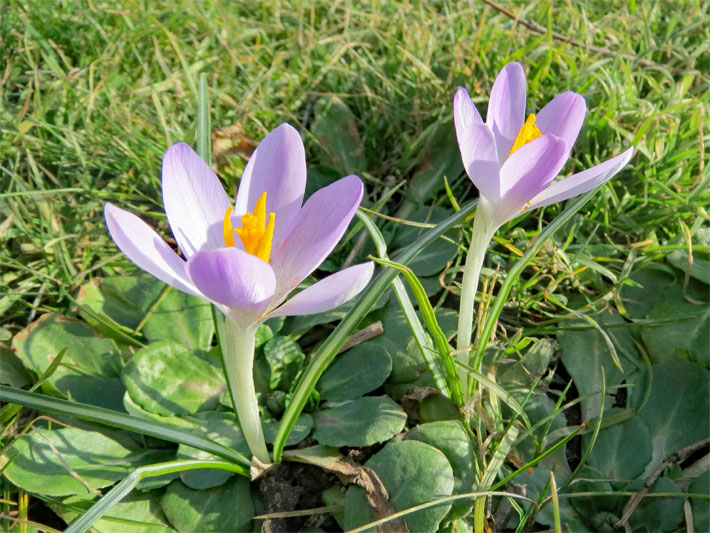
(263, 335), (305, 391)
(312, 396), (406, 447)
(405, 421), (474, 519)
(12, 313), (124, 409)
(638, 360), (710, 476)
(620, 264), (677, 319)
(1, 426), (173, 496)
(0, 344), (32, 387)
(317, 344), (392, 402)
(77, 276), (214, 350)
(558, 313), (630, 422)
(642, 293), (710, 367)
(311, 96), (366, 174)
(586, 412), (653, 481)
(344, 440), (455, 532)
(629, 477), (684, 531)
(55, 490), (170, 533)
(121, 341), (225, 416)
(263, 413), (313, 446)
(176, 411), (250, 490)
(161, 477), (254, 532)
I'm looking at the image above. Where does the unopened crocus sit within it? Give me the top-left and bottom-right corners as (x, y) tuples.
(105, 124), (373, 462)
(453, 62), (633, 390)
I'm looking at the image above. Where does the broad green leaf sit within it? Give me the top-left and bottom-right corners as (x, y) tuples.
(558, 313), (631, 422)
(629, 477), (684, 531)
(263, 413), (313, 446)
(55, 490), (170, 532)
(263, 335), (305, 391)
(176, 411), (250, 490)
(317, 344), (392, 402)
(642, 294), (710, 367)
(12, 313), (124, 409)
(161, 477), (254, 532)
(1, 426), (173, 496)
(77, 276), (214, 350)
(121, 341), (225, 416)
(344, 440), (455, 532)
(312, 396), (406, 447)
(586, 412), (652, 481)
(638, 360), (710, 476)
(405, 421), (474, 519)
(0, 345), (32, 387)
(311, 96), (366, 174)
(620, 264), (677, 319)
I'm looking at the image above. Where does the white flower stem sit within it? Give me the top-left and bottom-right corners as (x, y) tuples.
(456, 207), (495, 400)
(220, 319), (270, 463)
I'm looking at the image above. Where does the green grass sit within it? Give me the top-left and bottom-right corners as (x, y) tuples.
(1, 0), (707, 332)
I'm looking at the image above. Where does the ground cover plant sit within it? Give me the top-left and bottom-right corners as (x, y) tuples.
(1, 0), (709, 531)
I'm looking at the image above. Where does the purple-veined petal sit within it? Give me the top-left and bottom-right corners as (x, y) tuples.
(269, 262), (374, 318)
(234, 123), (307, 246)
(270, 174), (363, 304)
(104, 203), (200, 298)
(486, 62), (527, 163)
(496, 134), (569, 223)
(453, 87), (483, 138)
(457, 122), (500, 203)
(526, 147), (634, 211)
(161, 143), (231, 258)
(185, 248), (276, 315)
(536, 91), (587, 151)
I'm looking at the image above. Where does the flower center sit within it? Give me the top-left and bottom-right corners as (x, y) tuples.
(223, 192), (275, 262)
(509, 114), (542, 155)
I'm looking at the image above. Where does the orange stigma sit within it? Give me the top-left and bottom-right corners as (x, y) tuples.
(509, 114), (542, 155)
(223, 192), (275, 262)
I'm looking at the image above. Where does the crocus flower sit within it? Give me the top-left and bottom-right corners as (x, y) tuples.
(453, 62), (633, 395)
(104, 123), (374, 328)
(453, 62), (634, 233)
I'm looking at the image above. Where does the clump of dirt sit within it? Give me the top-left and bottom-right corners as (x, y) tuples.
(258, 461), (340, 532)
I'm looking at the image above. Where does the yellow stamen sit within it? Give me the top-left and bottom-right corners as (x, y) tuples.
(509, 113), (542, 155)
(223, 206), (235, 248)
(231, 192), (276, 262)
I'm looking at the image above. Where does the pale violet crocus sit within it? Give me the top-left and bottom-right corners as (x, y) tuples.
(453, 62), (633, 392)
(105, 123), (373, 462)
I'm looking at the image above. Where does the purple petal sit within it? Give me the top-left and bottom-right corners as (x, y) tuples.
(234, 123), (307, 246)
(486, 62), (527, 163)
(104, 204), (200, 297)
(162, 143), (231, 258)
(269, 262), (374, 318)
(526, 147), (634, 211)
(270, 175), (363, 303)
(497, 134), (569, 223)
(186, 248), (275, 314)
(536, 91), (587, 151)
(453, 88), (483, 137)
(456, 122), (500, 203)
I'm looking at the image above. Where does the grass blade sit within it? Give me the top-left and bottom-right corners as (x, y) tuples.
(64, 459), (246, 533)
(355, 209), (451, 398)
(0, 386), (250, 469)
(272, 200), (478, 462)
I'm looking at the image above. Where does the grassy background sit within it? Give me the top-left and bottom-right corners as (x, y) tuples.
(1, 0), (708, 331)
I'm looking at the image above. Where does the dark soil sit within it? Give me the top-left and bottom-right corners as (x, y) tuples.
(258, 461), (341, 532)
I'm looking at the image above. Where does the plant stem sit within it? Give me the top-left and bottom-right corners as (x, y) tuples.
(456, 206), (495, 399)
(220, 319), (270, 463)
